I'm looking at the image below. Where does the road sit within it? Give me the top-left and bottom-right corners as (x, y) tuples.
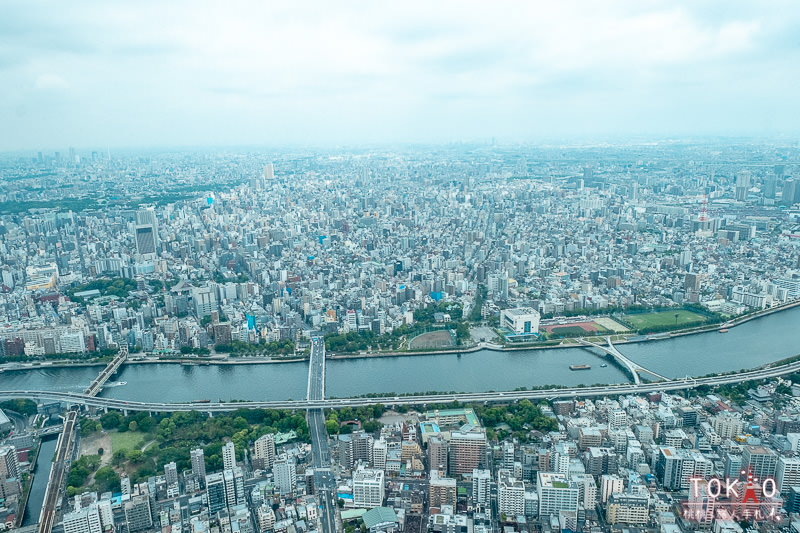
(3, 358), (800, 412)
(38, 410), (77, 533)
(307, 337), (337, 533)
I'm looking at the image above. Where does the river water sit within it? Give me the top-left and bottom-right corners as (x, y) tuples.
(22, 436), (58, 526)
(1, 306), (798, 402)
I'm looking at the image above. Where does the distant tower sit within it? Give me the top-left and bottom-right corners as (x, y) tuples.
(263, 163), (275, 181)
(698, 195), (708, 222)
(135, 207), (159, 258)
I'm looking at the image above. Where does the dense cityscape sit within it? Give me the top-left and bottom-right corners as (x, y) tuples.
(0, 141), (800, 533)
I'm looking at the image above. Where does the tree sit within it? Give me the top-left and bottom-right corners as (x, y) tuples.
(128, 421), (138, 432)
(325, 419), (339, 435)
(97, 448), (104, 456)
(100, 411), (123, 430)
(337, 499), (345, 509)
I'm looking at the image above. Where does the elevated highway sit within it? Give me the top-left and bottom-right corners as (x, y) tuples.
(577, 336), (668, 384)
(2, 359), (799, 412)
(307, 337), (337, 533)
(38, 410), (77, 533)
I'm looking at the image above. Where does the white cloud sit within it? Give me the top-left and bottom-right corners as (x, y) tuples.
(0, 0), (798, 149)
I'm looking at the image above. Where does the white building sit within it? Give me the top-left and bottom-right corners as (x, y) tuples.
(254, 434), (276, 470)
(472, 469), (491, 506)
(537, 472), (579, 519)
(273, 457), (297, 495)
(498, 469), (525, 517)
(222, 441), (236, 471)
(353, 467), (385, 508)
(777, 457), (800, 494)
(500, 307), (540, 335)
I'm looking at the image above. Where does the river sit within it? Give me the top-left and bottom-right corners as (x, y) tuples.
(0, 305), (798, 402)
(22, 436), (58, 526)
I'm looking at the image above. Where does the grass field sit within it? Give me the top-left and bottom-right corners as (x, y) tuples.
(409, 330), (454, 349)
(624, 310), (707, 330)
(109, 430), (147, 453)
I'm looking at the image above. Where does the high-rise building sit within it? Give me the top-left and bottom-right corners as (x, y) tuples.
(428, 436), (447, 473)
(776, 456), (800, 494)
(353, 466), (385, 508)
(0, 446), (20, 480)
(656, 447), (713, 490)
(429, 470), (456, 509)
(711, 412), (744, 439)
(124, 495), (153, 532)
(253, 433), (276, 471)
(537, 472), (579, 520)
(372, 439), (387, 470)
(223, 467), (245, 507)
(134, 225), (157, 256)
(783, 178), (799, 206)
(600, 474), (624, 503)
(206, 473), (227, 514)
(742, 445), (778, 480)
(222, 441), (236, 471)
(498, 469), (525, 517)
(164, 462), (178, 485)
(606, 493), (649, 525)
(273, 456), (297, 495)
(62, 505), (106, 533)
(472, 469), (491, 506)
(448, 428), (487, 476)
(191, 448), (206, 482)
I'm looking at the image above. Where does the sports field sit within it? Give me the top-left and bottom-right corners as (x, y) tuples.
(623, 309), (707, 330)
(543, 321), (608, 337)
(409, 330), (454, 349)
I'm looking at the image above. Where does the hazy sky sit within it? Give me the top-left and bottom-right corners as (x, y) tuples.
(2, 1), (799, 150)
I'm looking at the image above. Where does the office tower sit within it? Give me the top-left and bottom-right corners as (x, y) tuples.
(135, 225), (157, 256)
(742, 445), (778, 480)
(273, 457), (297, 495)
(472, 469), (491, 506)
(448, 428), (487, 476)
(656, 447), (713, 490)
(0, 446), (20, 480)
(429, 470), (456, 508)
(164, 462), (178, 485)
(587, 447), (618, 476)
(223, 467), (245, 507)
(712, 413), (744, 439)
(206, 473), (226, 514)
(124, 495), (153, 532)
(372, 439), (387, 470)
(503, 441), (515, 471)
(600, 475), (624, 504)
(222, 441), (236, 470)
(537, 472), (579, 520)
(783, 178), (799, 205)
(263, 163), (274, 180)
(764, 175), (777, 199)
(735, 170), (751, 202)
(776, 456), (800, 494)
(253, 433), (276, 470)
(498, 469), (525, 517)
(191, 448), (206, 481)
(606, 493), (649, 525)
(62, 505), (106, 533)
(353, 466), (385, 508)
(787, 487), (800, 514)
(428, 436), (447, 473)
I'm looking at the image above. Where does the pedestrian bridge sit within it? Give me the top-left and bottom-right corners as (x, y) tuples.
(576, 336), (668, 385)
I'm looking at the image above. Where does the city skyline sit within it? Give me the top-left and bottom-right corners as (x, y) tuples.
(3, 1), (800, 151)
